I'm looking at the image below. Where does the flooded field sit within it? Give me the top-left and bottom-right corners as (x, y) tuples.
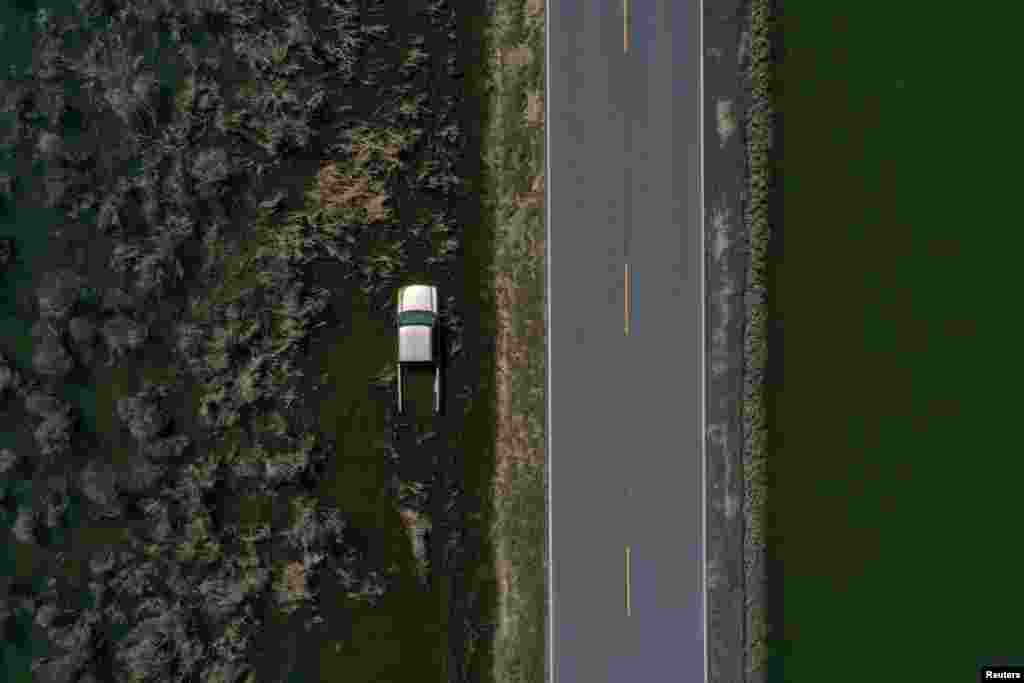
(0, 0), (500, 680)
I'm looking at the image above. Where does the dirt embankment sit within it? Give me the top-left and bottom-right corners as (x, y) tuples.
(484, 0), (548, 681)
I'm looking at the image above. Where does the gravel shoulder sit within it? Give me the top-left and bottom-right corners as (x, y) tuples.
(704, 0), (779, 681)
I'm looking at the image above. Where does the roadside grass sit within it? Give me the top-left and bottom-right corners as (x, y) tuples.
(480, 0), (548, 681)
(742, 0), (776, 679)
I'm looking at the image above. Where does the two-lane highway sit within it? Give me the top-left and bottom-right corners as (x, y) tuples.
(548, 0), (704, 680)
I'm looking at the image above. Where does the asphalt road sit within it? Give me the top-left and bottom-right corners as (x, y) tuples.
(547, 1), (704, 681)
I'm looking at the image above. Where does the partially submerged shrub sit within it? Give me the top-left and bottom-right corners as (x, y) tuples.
(284, 494), (319, 547)
(0, 448), (19, 476)
(116, 460), (167, 494)
(263, 433), (316, 485)
(235, 356), (265, 405)
(310, 161), (392, 225)
(0, 238), (14, 271)
(176, 509), (221, 564)
(273, 560), (310, 612)
(24, 390), (70, 419)
(191, 148), (231, 186)
(117, 393), (170, 442)
(399, 506), (431, 582)
(32, 332), (74, 378)
(399, 41), (430, 77)
(252, 410), (288, 437)
(174, 75), (195, 115)
(196, 382), (227, 424)
(35, 411), (76, 459)
(141, 434), (191, 461)
(79, 459), (117, 509)
(69, 315), (98, 346)
(101, 315), (148, 360)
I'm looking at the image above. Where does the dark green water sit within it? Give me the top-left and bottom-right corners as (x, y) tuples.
(0, 106), (98, 440)
(0, 8), (112, 678)
(782, 3), (1024, 681)
(0, 185), (99, 438)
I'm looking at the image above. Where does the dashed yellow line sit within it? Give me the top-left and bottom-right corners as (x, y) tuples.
(623, 0), (630, 53)
(625, 262), (630, 336)
(626, 545), (632, 616)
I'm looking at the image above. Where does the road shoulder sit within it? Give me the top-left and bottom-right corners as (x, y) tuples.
(483, 0), (548, 682)
(705, 0), (778, 681)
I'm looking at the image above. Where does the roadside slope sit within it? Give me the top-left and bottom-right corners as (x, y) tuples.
(479, 0), (548, 682)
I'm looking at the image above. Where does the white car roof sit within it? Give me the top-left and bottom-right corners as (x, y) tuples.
(398, 284), (437, 313)
(399, 324), (433, 363)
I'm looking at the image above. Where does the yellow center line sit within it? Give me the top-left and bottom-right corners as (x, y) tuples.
(624, 262), (630, 336)
(623, 0), (630, 53)
(625, 545), (632, 616)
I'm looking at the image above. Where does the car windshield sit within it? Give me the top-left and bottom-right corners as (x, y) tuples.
(399, 310), (435, 327)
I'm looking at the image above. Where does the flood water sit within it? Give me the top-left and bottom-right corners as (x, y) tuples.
(0, 197), (99, 437)
(0, 1), (501, 681)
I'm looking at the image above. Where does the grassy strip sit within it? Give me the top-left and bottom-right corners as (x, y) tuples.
(481, 0), (548, 682)
(742, 0), (776, 680)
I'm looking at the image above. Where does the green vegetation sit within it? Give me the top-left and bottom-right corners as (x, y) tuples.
(176, 509), (221, 564)
(480, 0), (548, 681)
(0, 0), (508, 680)
(174, 75), (195, 114)
(252, 410), (288, 437)
(743, 0), (774, 678)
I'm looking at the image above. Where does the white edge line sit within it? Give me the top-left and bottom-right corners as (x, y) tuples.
(699, 0), (707, 680)
(544, 0), (553, 680)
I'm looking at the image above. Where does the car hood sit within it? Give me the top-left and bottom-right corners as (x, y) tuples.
(398, 286), (436, 313)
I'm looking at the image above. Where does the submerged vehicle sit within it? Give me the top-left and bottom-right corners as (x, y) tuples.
(396, 284), (441, 415)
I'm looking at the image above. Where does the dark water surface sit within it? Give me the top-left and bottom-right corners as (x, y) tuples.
(781, 2), (1024, 681)
(1, 0), (501, 681)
